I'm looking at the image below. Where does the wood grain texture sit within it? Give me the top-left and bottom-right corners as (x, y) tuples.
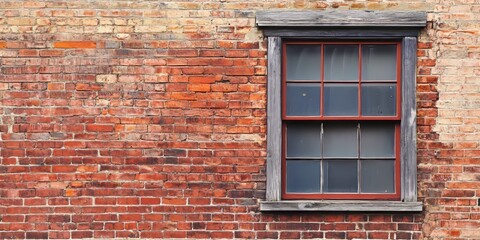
(266, 37), (282, 201)
(260, 200), (423, 212)
(257, 10), (427, 27)
(401, 37), (418, 202)
(263, 29), (419, 38)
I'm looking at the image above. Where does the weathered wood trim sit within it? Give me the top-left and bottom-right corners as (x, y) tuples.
(260, 200), (423, 212)
(263, 29), (419, 38)
(257, 10), (427, 28)
(266, 37), (282, 201)
(401, 37), (418, 202)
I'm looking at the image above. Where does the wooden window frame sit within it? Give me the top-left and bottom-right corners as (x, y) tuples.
(257, 10), (427, 211)
(281, 41), (401, 200)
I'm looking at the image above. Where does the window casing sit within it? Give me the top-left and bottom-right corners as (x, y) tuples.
(257, 10), (427, 211)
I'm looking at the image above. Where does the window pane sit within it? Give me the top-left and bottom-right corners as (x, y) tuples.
(286, 160), (321, 193)
(324, 84), (358, 116)
(286, 45), (321, 81)
(323, 122), (358, 158)
(287, 122), (322, 157)
(286, 83), (320, 116)
(360, 122), (395, 158)
(362, 45), (397, 81)
(361, 84), (396, 116)
(323, 160), (358, 193)
(361, 160), (395, 193)
(324, 45), (359, 81)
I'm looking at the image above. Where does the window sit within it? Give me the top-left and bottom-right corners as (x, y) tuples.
(257, 10), (427, 211)
(283, 41), (401, 200)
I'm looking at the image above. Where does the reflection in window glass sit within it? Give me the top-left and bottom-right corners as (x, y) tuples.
(362, 45), (397, 81)
(360, 122), (395, 158)
(323, 122), (358, 158)
(324, 45), (359, 81)
(286, 45), (321, 81)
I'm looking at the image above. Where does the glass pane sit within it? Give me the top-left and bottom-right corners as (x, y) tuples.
(362, 45), (397, 81)
(324, 45), (359, 81)
(323, 160), (358, 193)
(361, 84), (396, 116)
(286, 45), (321, 81)
(360, 122), (395, 158)
(286, 160), (321, 193)
(286, 83), (320, 116)
(323, 122), (358, 158)
(361, 160), (395, 193)
(287, 123), (322, 158)
(324, 84), (358, 116)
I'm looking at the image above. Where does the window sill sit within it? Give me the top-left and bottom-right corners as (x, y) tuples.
(260, 200), (422, 212)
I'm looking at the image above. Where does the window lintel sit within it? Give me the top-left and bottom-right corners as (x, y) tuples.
(256, 10), (427, 28)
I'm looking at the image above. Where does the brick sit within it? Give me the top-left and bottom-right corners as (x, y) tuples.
(187, 84), (210, 92)
(96, 74), (117, 83)
(39, 50), (64, 57)
(26, 232), (48, 239)
(86, 124), (114, 132)
(189, 75), (222, 83)
(54, 41), (96, 48)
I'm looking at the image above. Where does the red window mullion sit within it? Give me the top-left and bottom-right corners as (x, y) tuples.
(395, 123), (402, 197)
(397, 42), (402, 118)
(281, 42), (287, 120)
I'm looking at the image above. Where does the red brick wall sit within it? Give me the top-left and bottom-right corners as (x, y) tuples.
(0, 1), (478, 239)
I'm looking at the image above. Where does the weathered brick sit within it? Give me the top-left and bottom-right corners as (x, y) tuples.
(54, 41), (96, 48)
(39, 50), (64, 57)
(96, 74), (117, 83)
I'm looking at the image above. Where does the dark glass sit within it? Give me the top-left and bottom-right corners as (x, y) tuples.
(361, 160), (395, 193)
(286, 160), (321, 193)
(361, 84), (396, 116)
(286, 83), (321, 116)
(324, 84), (358, 116)
(287, 122), (322, 157)
(323, 160), (358, 193)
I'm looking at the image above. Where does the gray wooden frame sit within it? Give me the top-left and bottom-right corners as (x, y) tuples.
(402, 37), (418, 202)
(259, 10), (426, 212)
(256, 10), (427, 28)
(266, 37), (282, 201)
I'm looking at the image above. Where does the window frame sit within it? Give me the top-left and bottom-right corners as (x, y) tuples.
(281, 41), (402, 200)
(257, 10), (426, 211)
